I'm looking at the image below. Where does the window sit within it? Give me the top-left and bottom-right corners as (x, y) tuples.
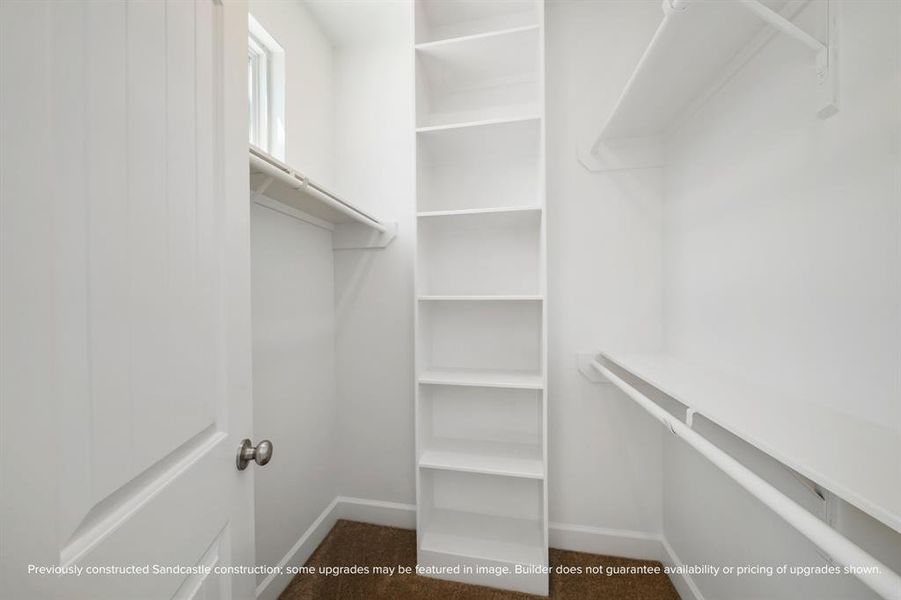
(248, 14), (285, 159)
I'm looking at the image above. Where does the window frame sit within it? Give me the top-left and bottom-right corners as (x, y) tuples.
(248, 15), (285, 160)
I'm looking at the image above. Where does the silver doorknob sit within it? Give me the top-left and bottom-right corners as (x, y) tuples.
(236, 438), (273, 470)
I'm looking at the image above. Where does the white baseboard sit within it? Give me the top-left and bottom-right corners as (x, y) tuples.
(256, 496), (702, 600)
(548, 521), (703, 600)
(548, 521), (662, 561)
(333, 495), (416, 529)
(659, 537), (706, 600)
(255, 496), (416, 600)
(255, 497), (340, 600)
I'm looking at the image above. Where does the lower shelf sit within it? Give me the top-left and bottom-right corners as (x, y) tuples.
(419, 368), (543, 389)
(419, 438), (543, 479)
(420, 508), (545, 568)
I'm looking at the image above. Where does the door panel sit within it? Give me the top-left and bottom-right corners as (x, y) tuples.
(0, 1), (253, 599)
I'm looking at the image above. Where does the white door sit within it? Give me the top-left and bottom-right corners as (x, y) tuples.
(0, 1), (255, 599)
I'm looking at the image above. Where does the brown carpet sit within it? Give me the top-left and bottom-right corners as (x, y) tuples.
(279, 520), (680, 600)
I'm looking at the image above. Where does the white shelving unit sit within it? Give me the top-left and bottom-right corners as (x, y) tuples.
(596, 351), (901, 535)
(416, 24), (540, 128)
(414, 1), (548, 595)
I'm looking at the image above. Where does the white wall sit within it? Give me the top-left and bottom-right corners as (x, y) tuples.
(250, 205), (338, 585)
(247, 0), (339, 589)
(248, 0), (335, 186)
(661, 1), (901, 598)
(331, 31), (417, 504)
(663, 1), (900, 432)
(545, 0), (666, 535)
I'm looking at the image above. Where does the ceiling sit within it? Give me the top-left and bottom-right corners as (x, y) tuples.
(303, 0), (411, 48)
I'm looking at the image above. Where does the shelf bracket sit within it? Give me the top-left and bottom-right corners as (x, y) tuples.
(738, 0), (839, 119)
(251, 175), (274, 203)
(332, 220), (398, 251)
(577, 136), (663, 173)
(577, 353), (611, 383)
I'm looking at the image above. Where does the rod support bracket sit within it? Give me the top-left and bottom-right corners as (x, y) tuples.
(578, 354), (610, 383)
(332, 220), (397, 251)
(685, 408), (697, 428)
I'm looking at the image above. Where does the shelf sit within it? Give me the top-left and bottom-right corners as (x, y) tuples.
(418, 206), (541, 218)
(419, 299), (541, 374)
(249, 146), (388, 231)
(418, 207), (541, 296)
(417, 117), (541, 213)
(599, 351), (901, 534)
(415, 25), (540, 52)
(416, 114), (540, 134)
(415, 0), (539, 45)
(596, 1), (813, 140)
(419, 368), (543, 390)
(421, 508), (545, 567)
(420, 439), (543, 479)
(416, 25), (539, 128)
(418, 295), (542, 302)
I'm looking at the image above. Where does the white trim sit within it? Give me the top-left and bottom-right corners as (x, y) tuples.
(254, 498), (340, 600)
(548, 521), (662, 561)
(254, 495), (703, 600)
(659, 537), (706, 600)
(254, 497), (417, 600)
(333, 496), (418, 529)
(247, 13), (285, 160)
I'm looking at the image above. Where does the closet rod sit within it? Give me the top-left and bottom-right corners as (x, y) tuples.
(588, 359), (901, 600)
(249, 150), (388, 233)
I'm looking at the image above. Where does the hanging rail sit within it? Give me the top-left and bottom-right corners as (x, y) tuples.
(249, 147), (388, 233)
(588, 358), (901, 600)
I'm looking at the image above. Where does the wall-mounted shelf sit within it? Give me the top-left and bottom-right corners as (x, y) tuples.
(580, 0), (839, 171)
(584, 351), (901, 599)
(249, 146), (396, 248)
(594, 350), (901, 536)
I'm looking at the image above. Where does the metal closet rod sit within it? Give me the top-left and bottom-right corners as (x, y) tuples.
(589, 359), (901, 600)
(249, 150), (388, 233)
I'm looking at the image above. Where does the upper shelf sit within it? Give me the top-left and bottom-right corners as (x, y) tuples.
(415, 25), (540, 128)
(596, 0), (830, 141)
(249, 146), (390, 233)
(414, 0), (539, 44)
(598, 350), (901, 535)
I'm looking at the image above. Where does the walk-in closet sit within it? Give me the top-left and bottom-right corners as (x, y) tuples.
(1, 1), (898, 599)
